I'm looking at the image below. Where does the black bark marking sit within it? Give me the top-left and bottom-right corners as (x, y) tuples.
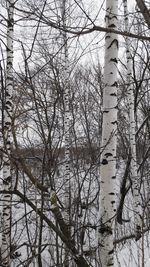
(6, 47), (11, 52)
(3, 213), (9, 216)
(111, 81), (118, 87)
(102, 159), (108, 165)
(111, 120), (117, 125)
(108, 24), (116, 28)
(6, 176), (11, 182)
(6, 92), (11, 97)
(105, 153), (113, 158)
(110, 93), (117, 97)
(7, 76), (13, 81)
(108, 249), (114, 255)
(6, 141), (11, 145)
(110, 58), (118, 63)
(6, 100), (12, 106)
(99, 224), (112, 234)
(108, 39), (118, 49)
(3, 180), (9, 185)
(105, 15), (111, 21)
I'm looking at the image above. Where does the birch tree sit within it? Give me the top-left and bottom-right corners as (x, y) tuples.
(61, 0), (71, 227)
(98, 0), (118, 266)
(60, 1), (72, 265)
(1, 0), (14, 266)
(123, 0), (142, 240)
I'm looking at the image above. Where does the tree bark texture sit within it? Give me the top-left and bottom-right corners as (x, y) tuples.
(1, 0), (14, 266)
(98, 0), (118, 266)
(61, 0), (71, 227)
(61, 1), (72, 265)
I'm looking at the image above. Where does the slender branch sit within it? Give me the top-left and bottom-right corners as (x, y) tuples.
(114, 227), (150, 245)
(136, 0), (150, 29)
(0, 190), (90, 267)
(14, 5), (150, 41)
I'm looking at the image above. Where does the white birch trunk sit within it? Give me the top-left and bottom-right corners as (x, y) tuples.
(98, 0), (118, 266)
(1, 0), (14, 266)
(123, 0), (142, 239)
(61, 1), (72, 266)
(61, 0), (71, 227)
